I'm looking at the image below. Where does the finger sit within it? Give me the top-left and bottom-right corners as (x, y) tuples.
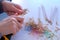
(14, 19), (22, 29)
(11, 18), (22, 29)
(14, 13), (19, 16)
(16, 26), (20, 32)
(13, 4), (23, 10)
(6, 11), (20, 16)
(20, 9), (27, 15)
(1, 16), (14, 23)
(6, 7), (27, 16)
(6, 12), (15, 16)
(11, 6), (23, 15)
(12, 3), (28, 15)
(6, 4), (23, 15)
(11, 16), (24, 23)
(14, 17), (24, 24)
(12, 21), (20, 35)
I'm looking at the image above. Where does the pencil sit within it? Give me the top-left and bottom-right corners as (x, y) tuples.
(3, 35), (9, 40)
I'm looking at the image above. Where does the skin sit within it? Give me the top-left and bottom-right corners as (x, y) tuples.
(0, 16), (24, 35)
(2, 1), (26, 16)
(0, 0), (26, 35)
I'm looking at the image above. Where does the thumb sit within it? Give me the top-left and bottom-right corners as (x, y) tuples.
(12, 6), (23, 15)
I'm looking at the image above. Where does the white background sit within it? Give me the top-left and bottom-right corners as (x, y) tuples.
(11, 0), (60, 40)
(0, 0), (60, 40)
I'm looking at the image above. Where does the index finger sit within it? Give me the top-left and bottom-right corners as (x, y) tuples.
(14, 17), (24, 24)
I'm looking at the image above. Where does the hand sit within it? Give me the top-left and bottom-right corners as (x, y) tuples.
(7, 9), (28, 16)
(2, 1), (25, 16)
(0, 16), (24, 35)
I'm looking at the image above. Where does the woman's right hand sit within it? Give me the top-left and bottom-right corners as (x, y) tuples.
(0, 16), (24, 35)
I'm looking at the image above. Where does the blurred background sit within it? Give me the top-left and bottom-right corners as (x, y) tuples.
(12, 0), (60, 26)
(0, 0), (60, 40)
